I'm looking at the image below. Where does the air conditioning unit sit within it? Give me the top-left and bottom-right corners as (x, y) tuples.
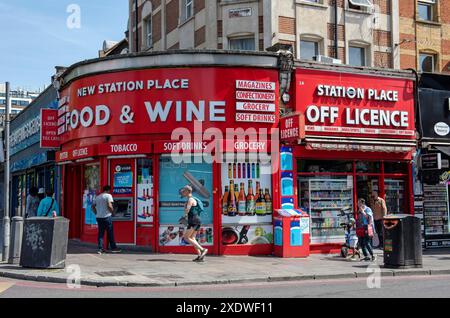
(314, 55), (342, 65)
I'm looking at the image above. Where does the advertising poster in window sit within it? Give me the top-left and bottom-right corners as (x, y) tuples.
(112, 164), (133, 194)
(159, 225), (214, 247)
(83, 165), (100, 225)
(220, 159), (273, 245)
(158, 156), (213, 245)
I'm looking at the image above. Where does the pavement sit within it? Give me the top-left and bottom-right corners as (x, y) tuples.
(0, 240), (449, 288)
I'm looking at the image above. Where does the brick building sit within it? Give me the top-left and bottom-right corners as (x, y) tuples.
(399, 0), (450, 74)
(128, 0), (399, 69)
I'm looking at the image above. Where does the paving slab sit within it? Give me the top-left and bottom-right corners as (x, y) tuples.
(0, 241), (448, 287)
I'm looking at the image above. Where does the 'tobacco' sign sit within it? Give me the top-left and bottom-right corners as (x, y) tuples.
(295, 69), (416, 139)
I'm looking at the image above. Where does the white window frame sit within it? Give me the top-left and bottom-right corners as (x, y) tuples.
(419, 53), (436, 72)
(418, 0), (436, 21)
(145, 15), (153, 48)
(185, 0), (194, 21)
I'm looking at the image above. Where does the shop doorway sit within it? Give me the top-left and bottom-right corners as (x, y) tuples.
(65, 165), (82, 239)
(356, 175), (381, 211)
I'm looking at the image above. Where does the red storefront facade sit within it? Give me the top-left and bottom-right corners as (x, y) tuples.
(56, 52), (281, 255)
(281, 65), (417, 253)
(55, 51), (417, 256)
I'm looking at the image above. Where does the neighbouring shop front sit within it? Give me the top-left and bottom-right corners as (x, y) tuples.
(56, 51), (280, 255)
(417, 73), (450, 248)
(280, 65), (416, 253)
(9, 86), (60, 217)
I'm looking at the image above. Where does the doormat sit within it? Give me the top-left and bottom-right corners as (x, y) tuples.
(95, 271), (135, 277)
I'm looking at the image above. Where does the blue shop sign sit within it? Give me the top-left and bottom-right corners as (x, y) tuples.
(10, 116), (41, 156)
(11, 152), (47, 173)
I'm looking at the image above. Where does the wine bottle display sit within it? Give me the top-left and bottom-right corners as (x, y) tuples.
(255, 189), (266, 216)
(264, 188), (272, 215)
(222, 186), (229, 215)
(238, 182), (246, 216)
(227, 180), (237, 216)
(246, 180), (256, 215)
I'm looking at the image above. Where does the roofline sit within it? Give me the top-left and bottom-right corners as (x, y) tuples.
(294, 60), (416, 80)
(59, 50), (280, 88)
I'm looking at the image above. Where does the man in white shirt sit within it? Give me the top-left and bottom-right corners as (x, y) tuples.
(92, 185), (121, 254)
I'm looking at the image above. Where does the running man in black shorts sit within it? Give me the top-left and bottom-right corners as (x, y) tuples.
(180, 185), (208, 262)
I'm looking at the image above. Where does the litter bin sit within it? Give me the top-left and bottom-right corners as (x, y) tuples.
(383, 214), (422, 268)
(20, 217), (70, 269)
(274, 209), (310, 258)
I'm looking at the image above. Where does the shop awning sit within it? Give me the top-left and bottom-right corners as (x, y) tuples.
(303, 136), (416, 153)
(433, 145), (450, 157)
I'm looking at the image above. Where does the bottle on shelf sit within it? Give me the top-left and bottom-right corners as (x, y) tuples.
(222, 186), (229, 215)
(228, 163), (232, 179)
(246, 180), (256, 216)
(251, 163), (256, 178)
(256, 163), (260, 178)
(227, 180), (237, 216)
(233, 163), (237, 179)
(234, 183), (239, 203)
(247, 163), (251, 179)
(264, 188), (272, 215)
(255, 181), (261, 201)
(238, 163), (241, 179)
(242, 163), (246, 179)
(255, 189), (266, 216)
(238, 183), (246, 216)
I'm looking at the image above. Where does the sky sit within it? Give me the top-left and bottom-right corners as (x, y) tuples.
(0, 0), (129, 92)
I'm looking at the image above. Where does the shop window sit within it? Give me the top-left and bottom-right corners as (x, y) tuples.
(298, 159), (353, 173)
(229, 37), (256, 51)
(158, 155), (214, 247)
(419, 53), (436, 72)
(298, 176), (353, 244)
(83, 164), (100, 225)
(137, 158), (153, 223)
(384, 161), (408, 174)
(300, 40), (319, 61)
(221, 158), (274, 246)
(418, 0), (436, 22)
(355, 161), (381, 173)
(349, 46), (366, 67)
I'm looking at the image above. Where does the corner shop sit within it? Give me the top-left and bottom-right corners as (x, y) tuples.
(53, 51), (418, 255)
(416, 73), (450, 248)
(281, 64), (416, 253)
(55, 51), (280, 255)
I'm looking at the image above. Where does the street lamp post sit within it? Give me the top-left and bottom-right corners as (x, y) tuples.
(2, 82), (11, 262)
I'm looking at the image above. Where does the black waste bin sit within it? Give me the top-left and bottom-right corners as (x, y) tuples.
(20, 217), (70, 269)
(383, 214), (422, 269)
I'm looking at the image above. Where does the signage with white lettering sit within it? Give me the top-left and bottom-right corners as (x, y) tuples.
(235, 112), (276, 123)
(236, 102), (275, 112)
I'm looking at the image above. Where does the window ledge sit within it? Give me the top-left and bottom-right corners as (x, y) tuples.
(345, 8), (372, 16)
(416, 19), (442, 27)
(178, 16), (195, 28)
(295, 1), (328, 9)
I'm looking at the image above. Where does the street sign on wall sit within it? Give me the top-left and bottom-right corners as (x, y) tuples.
(40, 109), (60, 148)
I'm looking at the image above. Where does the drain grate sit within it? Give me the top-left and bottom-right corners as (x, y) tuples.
(95, 271), (135, 277)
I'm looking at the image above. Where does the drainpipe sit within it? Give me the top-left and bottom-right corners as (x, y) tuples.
(135, 0), (139, 52)
(335, 0), (339, 58)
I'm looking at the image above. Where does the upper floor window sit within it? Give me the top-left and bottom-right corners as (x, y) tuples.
(349, 46), (366, 66)
(145, 15), (153, 48)
(419, 53), (436, 72)
(300, 40), (319, 60)
(418, 0), (436, 22)
(182, 0), (194, 22)
(348, 0), (373, 11)
(229, 37), (255, 51)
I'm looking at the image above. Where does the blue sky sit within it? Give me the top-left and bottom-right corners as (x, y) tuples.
(0, 0), (128, 92)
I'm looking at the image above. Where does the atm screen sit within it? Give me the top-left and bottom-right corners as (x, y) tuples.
(112, 198), (133, 221)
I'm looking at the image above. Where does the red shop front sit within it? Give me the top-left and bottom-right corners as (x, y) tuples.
(281, 65), (417, 254)
(55, 51), (281, 255)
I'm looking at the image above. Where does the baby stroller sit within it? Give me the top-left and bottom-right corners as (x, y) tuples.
(339, 210), (360, 259)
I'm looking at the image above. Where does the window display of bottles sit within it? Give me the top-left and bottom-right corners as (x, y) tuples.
(423, 184), (449, 236)
(221, 160), (273, 225)
(299, 178), (353, 244)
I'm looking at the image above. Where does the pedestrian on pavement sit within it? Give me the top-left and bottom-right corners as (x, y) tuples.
(92, 185), (121, 254)
(36, 189), (60, 218)
(371, 191), (387, 248)
(25, 187), (40, 218)
(180, 185), (208, 262)
(356, 198), (375, 262)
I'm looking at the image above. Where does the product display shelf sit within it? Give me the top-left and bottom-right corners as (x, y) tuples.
(423, 184), (449, 237)
(299, 178), (352, 244)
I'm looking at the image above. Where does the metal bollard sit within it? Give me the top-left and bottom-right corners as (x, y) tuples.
(2, 216), (10, 262)
(8, 216), (23, 264)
